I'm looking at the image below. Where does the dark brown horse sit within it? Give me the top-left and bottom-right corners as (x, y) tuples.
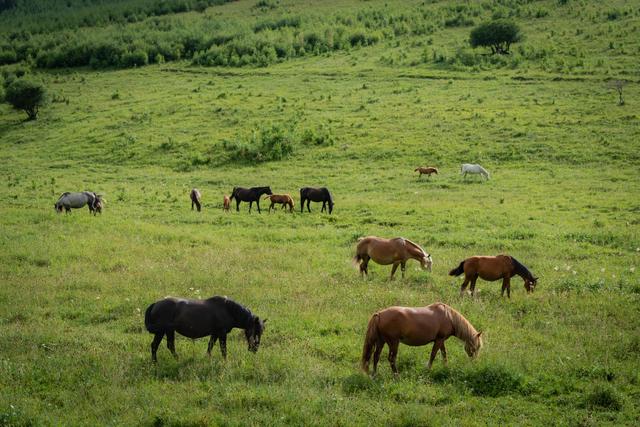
(229, 186), (273, 213)
(263, 194), (295, 213)
(223, 195), (230, 212)
(449, 255), (538, 298)
(299, 187), (333, 214)
(361, 302), (482, 375)
(144, 296), (266, 362)
(415, 167), (438, 179)
(353, 236), (432, 279)
(190, 188), (202, 212)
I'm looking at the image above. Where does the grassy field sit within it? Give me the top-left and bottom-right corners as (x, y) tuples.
(1, 0), (640, 425)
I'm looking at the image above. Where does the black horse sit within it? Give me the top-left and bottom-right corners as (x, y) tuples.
(300, 187), (334, 214)
(144, 296), (266, 362)
(229, 186), (272, 213)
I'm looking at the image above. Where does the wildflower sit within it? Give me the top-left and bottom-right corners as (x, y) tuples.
(631, 267), (635, 273)
(572, 270), (577, 275)
(554, 266), (559, 271)
(600, 268), (605, 273)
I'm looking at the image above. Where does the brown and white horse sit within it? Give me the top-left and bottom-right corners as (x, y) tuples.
(263, 194), (295, 213)
(353, 236), (432, 279)
(415, 166), (438, 179)
(449, 255), (538, 297)
(361, 302), (482, 375)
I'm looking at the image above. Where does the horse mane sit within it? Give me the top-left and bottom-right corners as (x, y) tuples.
(443, 304), (480, 347)
(402, 238), (427, 256)
(323, 187), (333, 204)
(218, 296), (254, 325)
(511, 257), (533, 280)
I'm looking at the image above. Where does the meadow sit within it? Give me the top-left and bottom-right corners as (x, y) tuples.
(1, 0), (640, 425)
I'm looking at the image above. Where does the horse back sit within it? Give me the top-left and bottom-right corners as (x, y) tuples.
(378, 305), (450, 345)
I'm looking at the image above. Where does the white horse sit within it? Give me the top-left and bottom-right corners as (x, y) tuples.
(461, 163), (490, 180)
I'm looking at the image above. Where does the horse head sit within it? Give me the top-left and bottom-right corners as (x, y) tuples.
(245, 316), (267, 353)
(525, 277), (538, 293)
(265, 187), (273, 195)
(420, 254), (433, 272)
(464, 331), (483, 358)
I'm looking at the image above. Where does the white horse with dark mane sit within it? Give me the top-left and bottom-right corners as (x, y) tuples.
(461, 164), (490, 180)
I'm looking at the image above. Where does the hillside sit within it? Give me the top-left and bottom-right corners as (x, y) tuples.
(1, 0), (639, 425)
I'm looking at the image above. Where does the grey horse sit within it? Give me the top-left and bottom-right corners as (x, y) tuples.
(54, 192), (100, 214)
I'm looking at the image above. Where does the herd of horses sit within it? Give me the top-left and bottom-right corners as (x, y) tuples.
(56, 162), (541, 375)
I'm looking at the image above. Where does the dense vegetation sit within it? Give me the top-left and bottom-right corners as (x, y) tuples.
(0, 0), (639, 425)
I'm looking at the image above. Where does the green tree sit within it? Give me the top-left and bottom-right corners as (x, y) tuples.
(5, 78), (46, 120)
(470, 20), (522, 54)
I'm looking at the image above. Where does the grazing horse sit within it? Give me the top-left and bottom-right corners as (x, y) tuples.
(461, 163), (490, 180)
(54, 191), (98, 214)
(229, 186), (272, 213)
(263, 194), (295, 213)
(223, 195), (230, 212)
(190, 188), (202, 212)
(299, 187), (333, 214)
(361, 302), (482, 375)
(92, 195), (105, 215)
(353, 236), (432, 279)
(144, 296), (267, 363)
(415, 167), (438, 179)
(449, 255), (538, 298)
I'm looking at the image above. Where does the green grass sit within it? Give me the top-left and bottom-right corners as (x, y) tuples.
(1, 0), (640, 425)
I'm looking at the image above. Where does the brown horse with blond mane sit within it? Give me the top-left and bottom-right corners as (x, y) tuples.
(361, 302), (482, 375)
(415, 167), (438, 179)
(263, 194), (295, 213)
(449, 255), (538, 298)
(353, 236), (432, 279)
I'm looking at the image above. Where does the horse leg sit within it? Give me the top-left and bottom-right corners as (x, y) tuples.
(219, 334), (227, 359)
(507, 280), (511, 298)
(388, 340), (400, 375)
(440, 342), (447, 365)
(401, 261), (406, 279)
(207, 335), (218, 356)
(390, 263), (399, 280)
(249, 201), (253, 213)
(166, 330), (178, 359)
(256, 199), (261, 214)
(191, 200), (194, 211)
(151, 332), (164, 363)
(460, 276), (470, 297)
(470, 275), (479, 297)
(372, 340), (384, 374)
(360, 256), (370, 278)
(300, 198), (305, 213)
(501, 278), (509, 297)
(427, 340), (442, 369)
(306, 199), (311, 213)
(235, 199), (240, 212)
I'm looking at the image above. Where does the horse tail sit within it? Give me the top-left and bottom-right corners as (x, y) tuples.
(263, 195), (272, 200)
(449, 260), (465, 276)
(144, 303), (162, 334)
(361, 313), (380, 373)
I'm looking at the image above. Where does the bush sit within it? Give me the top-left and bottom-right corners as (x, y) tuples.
(121, 49), (148, 67)
(463, 365), (523, 397)
(222, 124), (294, 163)
(470, 20), (522, 54)
(0, 49), (17, 65)
(583, 384), (623, 411)
(300, 125), (335, 146)
(5, 78), (47, 120)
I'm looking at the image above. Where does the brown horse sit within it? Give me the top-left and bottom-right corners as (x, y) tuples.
(223, 195), (230, 212)
(263, 194), (294, 213)
(353, 236), (432, 279)
(190, 188), (202, 212)
(361, 302), (482, 375)
(415, 167), (438, 179)
(449, 255), (538, 298)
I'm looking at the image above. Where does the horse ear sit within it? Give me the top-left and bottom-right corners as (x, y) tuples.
(476, 331), (482, 337)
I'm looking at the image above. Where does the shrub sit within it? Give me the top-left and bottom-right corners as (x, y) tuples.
(121, 49), (149, 67)
(583, 384), (623, 411)
(0, 49), (17, 65)
(5, 77), (47, 120)
(463, 364), (523, 397)
(222, 124), (294, 163)
(470, 20), (522, 54)
(300, 125), (335, 146)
